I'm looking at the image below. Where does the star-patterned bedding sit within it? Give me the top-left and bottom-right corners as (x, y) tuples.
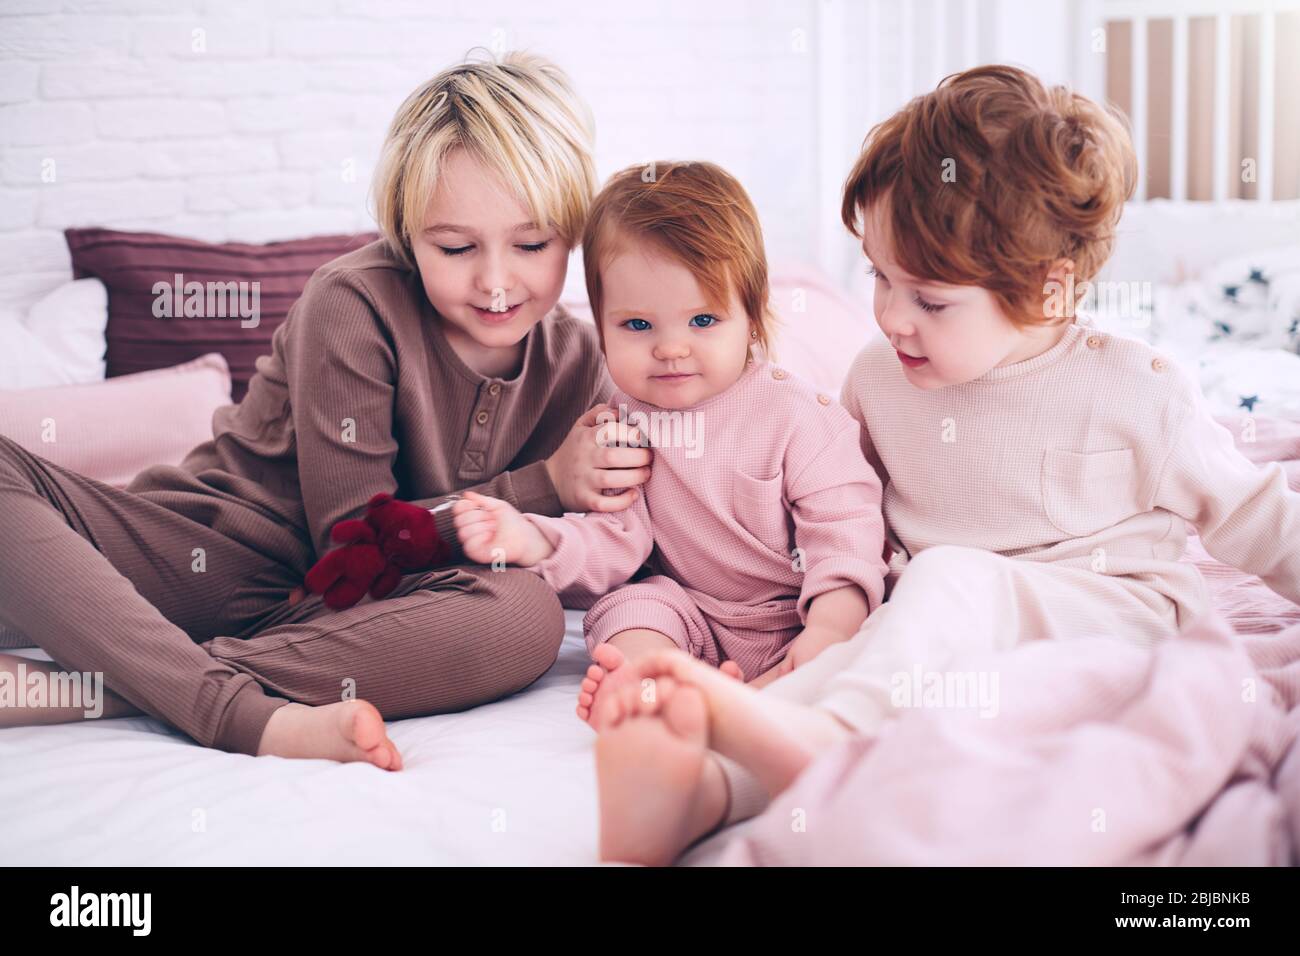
(1089, 245), (1300, 420)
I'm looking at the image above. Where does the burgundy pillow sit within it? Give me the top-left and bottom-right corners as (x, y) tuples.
(65, 227), (380, 402)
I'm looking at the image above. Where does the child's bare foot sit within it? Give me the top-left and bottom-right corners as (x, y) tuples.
(598, 649), (851, 797)
(595, 677), (729, 865)
(256, 700), (403, 770)
(576, 642), (632, 727)
(577, 644), (743, 728)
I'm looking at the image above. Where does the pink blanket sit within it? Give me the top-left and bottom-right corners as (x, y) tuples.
(719, 416), (1300, 866)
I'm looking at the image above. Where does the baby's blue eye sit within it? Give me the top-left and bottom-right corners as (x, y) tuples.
(689, 313), (717, 328)
(624, 318), (651, 331)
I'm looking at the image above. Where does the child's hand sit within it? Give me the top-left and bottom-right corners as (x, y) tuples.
(544, 404), (652, 513)
(451, 491), (554, 567)
(774, 624), (847, 677)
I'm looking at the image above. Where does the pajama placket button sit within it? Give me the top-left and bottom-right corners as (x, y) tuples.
(488, 383), (501, 396)
(1086, 335), (1102, 349)
(1151, 358), (1166, 372)
(476, 410), (489, 425)
(817, 394), (831, 405)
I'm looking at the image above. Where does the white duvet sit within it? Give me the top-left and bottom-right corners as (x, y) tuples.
(0, 610), (742, 866)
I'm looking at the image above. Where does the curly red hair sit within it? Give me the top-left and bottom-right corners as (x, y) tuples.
(841, 64), (1137, 327)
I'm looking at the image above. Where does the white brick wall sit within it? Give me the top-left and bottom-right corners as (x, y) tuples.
(0, 0), (827, 310)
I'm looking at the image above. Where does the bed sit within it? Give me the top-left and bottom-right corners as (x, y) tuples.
(1, 413), (1295, 866)
(1, 612), (617, 866)
(3, 0), (1299, 865)
(2, 249), (1298, 866)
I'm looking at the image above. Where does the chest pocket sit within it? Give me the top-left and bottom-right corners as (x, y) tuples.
(1040, 447), (1141, 537)
(732, 471), (793, 556)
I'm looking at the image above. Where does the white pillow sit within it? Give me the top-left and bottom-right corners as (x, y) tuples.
(1102, 199), (1300, 286)
(0, 278), (107, 389)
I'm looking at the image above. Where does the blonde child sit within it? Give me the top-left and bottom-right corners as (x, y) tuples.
(452, 161), (889, 712)
(0, 52), (651, 763)
(584, 65), (1300, 865)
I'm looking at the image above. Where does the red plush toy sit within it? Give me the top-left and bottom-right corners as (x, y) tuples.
(303, 493), (452, 610)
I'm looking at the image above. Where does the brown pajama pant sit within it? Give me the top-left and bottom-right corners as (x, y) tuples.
(0, 435), (567, 755)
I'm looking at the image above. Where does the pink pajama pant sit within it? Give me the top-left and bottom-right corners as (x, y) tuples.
(583, 575), (803, 682)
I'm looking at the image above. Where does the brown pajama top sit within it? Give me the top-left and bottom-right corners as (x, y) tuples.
(140, 237), (615, 561)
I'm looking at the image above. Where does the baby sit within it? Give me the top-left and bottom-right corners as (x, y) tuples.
(452, 161), (889, 716)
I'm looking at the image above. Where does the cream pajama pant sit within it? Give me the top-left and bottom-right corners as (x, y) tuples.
(716, 543), (1194, 825)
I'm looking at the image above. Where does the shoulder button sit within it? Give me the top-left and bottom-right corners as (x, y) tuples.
(1151, 357), (1166, 372)
(1086, 335), (1102, 349)
(816, 393), (831, 405)
(771, 367), (788, 381)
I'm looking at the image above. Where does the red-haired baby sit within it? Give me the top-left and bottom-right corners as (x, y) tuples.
(453, 160), (889, 714)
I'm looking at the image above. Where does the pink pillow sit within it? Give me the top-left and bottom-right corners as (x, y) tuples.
(768, 262), (877, 395)
(0, 353), (231, 488)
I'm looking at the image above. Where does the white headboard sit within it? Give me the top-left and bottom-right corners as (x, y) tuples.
(1101, 0), (1300, 202)
(1097, 1), (1300, 283)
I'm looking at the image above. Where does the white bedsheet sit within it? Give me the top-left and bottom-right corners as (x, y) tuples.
(0, 610), (743, 866)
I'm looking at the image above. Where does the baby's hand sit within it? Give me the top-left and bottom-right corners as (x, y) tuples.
(451, 491), (555, 567)
(777, 624), (846, 676)
(748, 624), (847, 688)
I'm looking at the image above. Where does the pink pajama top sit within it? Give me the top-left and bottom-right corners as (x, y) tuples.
(521, 359), (889, 631)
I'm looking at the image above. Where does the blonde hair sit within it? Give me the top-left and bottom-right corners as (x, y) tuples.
(370, 50), (598, 268)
